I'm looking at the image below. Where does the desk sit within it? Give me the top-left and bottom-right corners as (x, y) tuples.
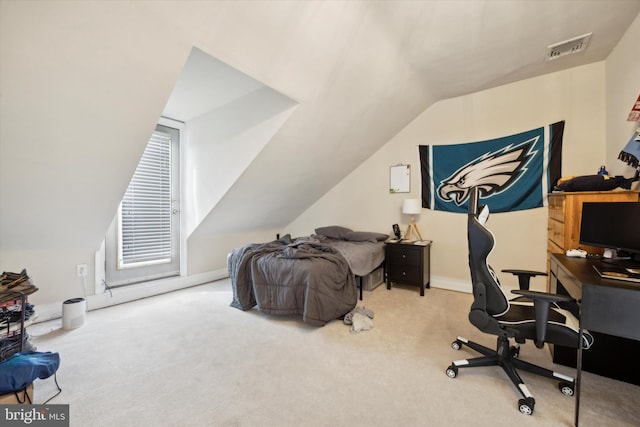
(549, 254), (640, 426)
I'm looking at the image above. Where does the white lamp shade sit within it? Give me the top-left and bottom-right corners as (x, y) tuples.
(402, 198), (422, 215)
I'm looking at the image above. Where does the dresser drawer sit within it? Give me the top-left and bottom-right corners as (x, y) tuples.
(547, 239), (563, 254)
(548, 205), (564, 222)
(548, 218), (565, 249)
(548, 194), (565, 221)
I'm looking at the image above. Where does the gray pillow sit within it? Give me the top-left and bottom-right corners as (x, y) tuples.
(344, 231), (389, 243)
(275, 234), (292, 244)
(314, 226), (353, 240)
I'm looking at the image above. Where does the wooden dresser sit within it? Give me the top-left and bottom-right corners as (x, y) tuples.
(546, 190), (640, 285)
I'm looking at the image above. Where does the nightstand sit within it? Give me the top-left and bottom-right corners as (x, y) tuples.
(385, 240), (432, 296)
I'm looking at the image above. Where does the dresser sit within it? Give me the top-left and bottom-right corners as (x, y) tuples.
(546, 190), (639, 287)
(385, 240), (431, 296)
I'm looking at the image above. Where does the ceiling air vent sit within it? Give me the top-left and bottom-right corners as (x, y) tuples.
(545, 33), (592, 61)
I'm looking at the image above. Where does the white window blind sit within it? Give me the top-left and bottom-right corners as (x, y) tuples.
(118, 130), (172, 267)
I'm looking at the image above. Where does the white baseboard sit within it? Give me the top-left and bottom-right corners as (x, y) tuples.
(34, 269), (229, 323)
(34, 271), (468, 323)
(430, 275), (471, 294)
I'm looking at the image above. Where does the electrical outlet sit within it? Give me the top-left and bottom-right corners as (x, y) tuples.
(76, 264), (87, 277)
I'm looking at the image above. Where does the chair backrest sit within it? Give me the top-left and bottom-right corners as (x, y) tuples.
(467, 187), (509, 317)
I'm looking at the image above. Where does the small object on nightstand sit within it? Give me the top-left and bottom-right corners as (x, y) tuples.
(392, 223), (402, 239)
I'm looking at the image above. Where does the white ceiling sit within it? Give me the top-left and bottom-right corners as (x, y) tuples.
(164, 1), (640, 124)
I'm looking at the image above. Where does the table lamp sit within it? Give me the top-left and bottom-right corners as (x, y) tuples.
(402, 198), (423, 241)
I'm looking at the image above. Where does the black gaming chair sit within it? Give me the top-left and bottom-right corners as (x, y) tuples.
(446, 186), (593, 415)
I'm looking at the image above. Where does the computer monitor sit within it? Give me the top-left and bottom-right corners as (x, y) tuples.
(579, 201), (640, 262)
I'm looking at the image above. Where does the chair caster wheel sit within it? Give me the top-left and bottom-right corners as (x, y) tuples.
(509, 345), (520, 358)
(451, 340), (462, 350)
(518, 398), (535, 415)
(446, 365), (458, 378)
(559, 381), (574, 396)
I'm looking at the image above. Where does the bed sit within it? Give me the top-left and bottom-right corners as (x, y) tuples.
(227, 226), (387, 326)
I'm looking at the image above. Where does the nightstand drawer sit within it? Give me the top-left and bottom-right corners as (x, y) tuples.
(388, 265), (421, 283)
(387, 247), (421, 266)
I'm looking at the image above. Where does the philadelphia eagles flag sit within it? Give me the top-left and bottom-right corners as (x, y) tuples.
(419, 121), (563, 213)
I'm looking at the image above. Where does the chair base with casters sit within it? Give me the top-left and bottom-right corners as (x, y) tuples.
(446, 335), (576, 415)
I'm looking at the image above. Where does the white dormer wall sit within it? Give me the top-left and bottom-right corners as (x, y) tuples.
(183, 87), (298, 239)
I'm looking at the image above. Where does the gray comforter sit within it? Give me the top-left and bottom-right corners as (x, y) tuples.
(228, 239), (358, 326)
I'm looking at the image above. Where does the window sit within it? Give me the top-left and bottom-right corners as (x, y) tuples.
(105, 123), (181, 286)
(118, 130), (172, 268)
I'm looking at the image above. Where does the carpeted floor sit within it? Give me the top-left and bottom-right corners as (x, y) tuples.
(28, 279), (640, 426)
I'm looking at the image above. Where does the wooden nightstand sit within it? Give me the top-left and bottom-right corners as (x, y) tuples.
(385, 240), (432, 296)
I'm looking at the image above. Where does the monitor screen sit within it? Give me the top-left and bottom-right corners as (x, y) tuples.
(579, 201), (640, 256)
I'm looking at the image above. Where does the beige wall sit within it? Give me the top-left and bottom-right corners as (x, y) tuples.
(288, 62), (608, 293)
(606, 12), (640, 178)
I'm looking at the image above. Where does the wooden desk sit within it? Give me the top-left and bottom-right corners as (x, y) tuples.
(549, 254), (640, 426)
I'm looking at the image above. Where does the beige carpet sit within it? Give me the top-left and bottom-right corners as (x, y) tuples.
(28, 280), (639, 427)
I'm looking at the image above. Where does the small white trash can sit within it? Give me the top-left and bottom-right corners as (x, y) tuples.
(62, 297), (86, 330)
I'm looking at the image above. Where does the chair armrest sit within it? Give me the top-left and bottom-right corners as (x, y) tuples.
(511, 290), (576, 348)
(511, 289), (574, 303)
(502, 269), (547, 276)
(502, 269), (547, 291)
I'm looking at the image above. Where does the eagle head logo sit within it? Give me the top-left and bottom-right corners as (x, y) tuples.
(437, 138), (538, 205)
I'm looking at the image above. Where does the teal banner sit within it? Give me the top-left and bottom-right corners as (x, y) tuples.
(420, 121), (564, 213)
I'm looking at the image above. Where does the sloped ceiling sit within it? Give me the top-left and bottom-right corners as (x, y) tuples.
(1, 1), (640, 253)
(186, 0), (640, 237)
(161, 47), (267, 123)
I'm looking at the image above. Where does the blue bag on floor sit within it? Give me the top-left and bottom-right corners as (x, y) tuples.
(0, 351), (60, 394)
